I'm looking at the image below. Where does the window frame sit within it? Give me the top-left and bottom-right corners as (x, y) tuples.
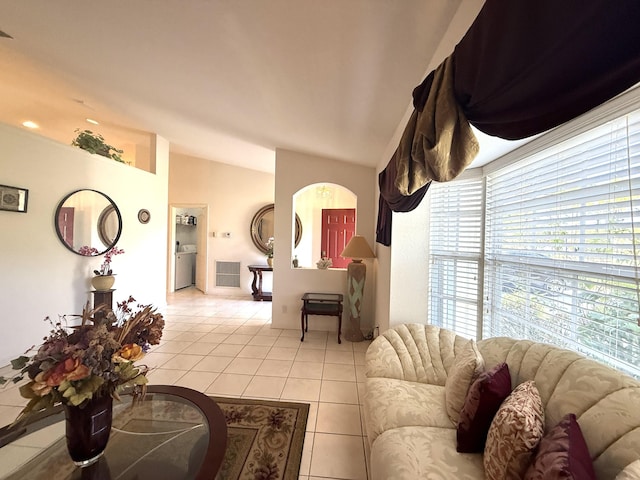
(427, 86), (640, 377)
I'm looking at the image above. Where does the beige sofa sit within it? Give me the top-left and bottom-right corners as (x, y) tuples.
(363, 324), (640, 480)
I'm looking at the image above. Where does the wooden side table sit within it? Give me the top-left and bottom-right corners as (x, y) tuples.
(247, 265), (273, 301)
(300, 293), (343, 344)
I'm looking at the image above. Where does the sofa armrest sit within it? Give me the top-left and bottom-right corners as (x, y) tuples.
(365, 323), (475, 386)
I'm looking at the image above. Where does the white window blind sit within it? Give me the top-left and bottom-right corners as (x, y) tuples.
(484, 113), (640, 377)
(428, 178), (484, 339)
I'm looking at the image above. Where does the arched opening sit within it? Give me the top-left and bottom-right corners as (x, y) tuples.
(292, 183), (357, 269)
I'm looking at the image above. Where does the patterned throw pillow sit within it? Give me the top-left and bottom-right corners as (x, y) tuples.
(457, 362), (511, 453)
(616, 459), (640, 479)
(484, 380), (545, 480)
(445, 340), (485, 424)
(524, 413), (596, 480)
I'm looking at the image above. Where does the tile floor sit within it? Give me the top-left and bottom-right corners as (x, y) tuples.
(0, 288), (371, 480)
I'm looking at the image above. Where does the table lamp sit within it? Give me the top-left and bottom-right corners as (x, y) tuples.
(340, 235), (375, 342)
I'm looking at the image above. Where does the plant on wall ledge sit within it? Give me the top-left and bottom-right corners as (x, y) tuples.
(72, 129), (124, 163)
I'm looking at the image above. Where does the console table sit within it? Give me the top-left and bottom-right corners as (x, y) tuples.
(0, 385), (227, 479)
(248, 264), (272, 301)
(300, 292), (343, 344)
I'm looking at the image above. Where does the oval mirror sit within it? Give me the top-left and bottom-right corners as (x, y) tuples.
(250, 203), (302, 254)
(55, 189), (123, 256)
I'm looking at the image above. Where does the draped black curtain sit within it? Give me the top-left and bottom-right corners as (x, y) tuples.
(377, 0), (640, 246)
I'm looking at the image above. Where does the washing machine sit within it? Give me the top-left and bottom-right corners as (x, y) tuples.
(175, 244), (196, 289)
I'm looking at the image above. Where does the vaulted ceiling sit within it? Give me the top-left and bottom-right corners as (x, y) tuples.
(0, 1), (509, 173)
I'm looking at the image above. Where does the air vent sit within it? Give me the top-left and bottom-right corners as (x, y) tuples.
(215, 261), (241, 288)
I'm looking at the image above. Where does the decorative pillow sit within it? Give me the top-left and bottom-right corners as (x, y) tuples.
(484, 380), (545, 480)
(456, 362), (511, 453)
(615, 459), (640, 480)
(445, 340), (485, 424)
(524, 413), (596, 480)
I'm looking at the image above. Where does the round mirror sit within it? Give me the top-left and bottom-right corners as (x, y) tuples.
(55, 189), (122, 256)
(250, 204), (302, 254)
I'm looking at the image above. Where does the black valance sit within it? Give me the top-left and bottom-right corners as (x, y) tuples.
(438, 0), (640, 140)
(377, 0), (640, 246)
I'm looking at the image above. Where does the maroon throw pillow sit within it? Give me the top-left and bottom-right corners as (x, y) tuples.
(456, 362), (511, 453)
(524, 413), (596, 480)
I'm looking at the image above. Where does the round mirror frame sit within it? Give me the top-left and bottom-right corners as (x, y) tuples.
(250, 204), (302, 254)
(54, 189), (123, 256)
(97, 204), (119, 247)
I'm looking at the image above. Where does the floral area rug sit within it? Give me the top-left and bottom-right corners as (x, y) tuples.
(211, 396), (309, 480)
(2, 396), (309, 480)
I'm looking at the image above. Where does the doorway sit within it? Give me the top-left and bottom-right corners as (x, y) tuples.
(169, 205), (208, 293)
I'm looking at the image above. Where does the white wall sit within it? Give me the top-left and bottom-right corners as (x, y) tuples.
(389, 194), (430, 326)
(0, 124), (169, 366)
(273, 149), (376, 334)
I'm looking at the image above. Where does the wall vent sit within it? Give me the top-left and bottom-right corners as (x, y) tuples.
(215, 261), (241, 288)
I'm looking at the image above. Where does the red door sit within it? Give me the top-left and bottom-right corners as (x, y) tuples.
(58, 207), (75, 247)
(321, 208), (355, 269)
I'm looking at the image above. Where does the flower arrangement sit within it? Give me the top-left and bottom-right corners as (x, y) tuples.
(316, 257), (333, 269)
(78, 246), (99, 257)
(0, 296), (164, 424)
(266, 237), (274, 258)
(94, 246), (125, 276)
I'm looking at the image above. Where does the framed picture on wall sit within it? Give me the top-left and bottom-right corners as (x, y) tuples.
(0, 184), (29, 213)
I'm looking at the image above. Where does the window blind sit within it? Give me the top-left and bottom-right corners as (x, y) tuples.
(428, 178), (484, 339)
(484, 113), (640, 377)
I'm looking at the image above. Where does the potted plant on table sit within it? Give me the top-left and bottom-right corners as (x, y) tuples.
(0, 297), (164, 467)
(266, 237), (274, 267)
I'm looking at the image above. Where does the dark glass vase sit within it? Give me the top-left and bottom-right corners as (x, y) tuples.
(63, 394), (113, 467)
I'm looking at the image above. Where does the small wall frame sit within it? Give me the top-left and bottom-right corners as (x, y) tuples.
(0, 184), (28, 213)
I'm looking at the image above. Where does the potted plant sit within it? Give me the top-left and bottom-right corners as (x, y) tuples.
(0, 297), (164, 466)
(72, 129), (124, 163)
(89, 246), (125, 291)
(266, 237), (274, 266)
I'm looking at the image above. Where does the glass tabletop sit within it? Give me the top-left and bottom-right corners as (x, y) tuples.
(301, 292), (343, 302)
(0, 385), (227, 480)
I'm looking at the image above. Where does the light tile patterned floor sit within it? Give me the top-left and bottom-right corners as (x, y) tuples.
(0, 288), (371, 480)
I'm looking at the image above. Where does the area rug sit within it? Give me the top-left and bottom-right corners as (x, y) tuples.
(211, 396), (309, 480)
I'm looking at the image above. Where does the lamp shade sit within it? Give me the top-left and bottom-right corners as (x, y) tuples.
(340, 235), (375, 260)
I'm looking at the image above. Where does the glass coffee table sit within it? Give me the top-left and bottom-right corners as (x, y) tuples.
(0, 385), (227, 480)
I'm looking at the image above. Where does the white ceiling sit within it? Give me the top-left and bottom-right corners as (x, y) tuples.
(0, 1), (515, 173)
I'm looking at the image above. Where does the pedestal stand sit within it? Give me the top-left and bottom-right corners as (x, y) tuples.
(91, 289), (114, 322)
(345, 260), (366, 342)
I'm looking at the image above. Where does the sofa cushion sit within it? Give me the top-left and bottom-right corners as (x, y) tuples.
(364, 377), (453, 443)
(616, 459), (640, 479)
(478, 336), (640, 480)
(370, 426), (485, 480)
(524, 413), (596, 480)
(457, 362), (511, 453)
(484, 380), (545, 480)
(445, 340), (484, 424)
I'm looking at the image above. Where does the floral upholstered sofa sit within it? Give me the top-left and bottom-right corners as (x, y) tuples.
(363, 324), (640, 480)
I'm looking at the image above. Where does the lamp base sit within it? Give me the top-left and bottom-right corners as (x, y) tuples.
(345, 260), (366, 342)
